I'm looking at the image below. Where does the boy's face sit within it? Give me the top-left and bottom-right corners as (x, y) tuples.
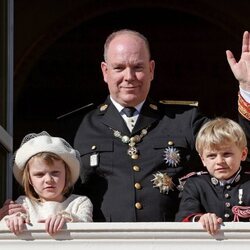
(200, 143), (248, 180)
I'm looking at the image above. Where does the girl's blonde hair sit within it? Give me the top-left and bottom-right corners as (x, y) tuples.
(195, 117), (247, 155)
(22, 152), (72, 202)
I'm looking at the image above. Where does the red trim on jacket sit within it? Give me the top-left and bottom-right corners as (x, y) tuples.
(182, 213), (203, 222)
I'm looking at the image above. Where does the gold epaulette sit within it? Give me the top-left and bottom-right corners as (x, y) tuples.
(159, 100), (199, 107)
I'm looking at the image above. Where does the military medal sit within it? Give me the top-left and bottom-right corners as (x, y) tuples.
(151, 171), (175, 194)
(110, 127), (149, 159)
(163, 147), (180, 167)
(238, 189), (243, 204)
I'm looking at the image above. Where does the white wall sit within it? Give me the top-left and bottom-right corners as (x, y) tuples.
(1, 222), (250, 249)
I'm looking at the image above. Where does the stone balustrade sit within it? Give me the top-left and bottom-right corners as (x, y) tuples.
(1, 222), (250, 249)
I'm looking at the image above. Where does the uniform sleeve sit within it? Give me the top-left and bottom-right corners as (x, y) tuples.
(238, 114), (250, 165)
(237, 92), (250, 165)
(175, 178), (203, 222)
(67, 195), (93, 222)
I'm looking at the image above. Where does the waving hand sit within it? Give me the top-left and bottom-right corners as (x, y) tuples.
(226, 31), (250, 91)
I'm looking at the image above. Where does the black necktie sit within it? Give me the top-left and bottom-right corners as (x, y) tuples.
(122, 107), (136, 117)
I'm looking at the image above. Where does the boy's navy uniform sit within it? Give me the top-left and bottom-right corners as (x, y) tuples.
(175, 169), (250, 222)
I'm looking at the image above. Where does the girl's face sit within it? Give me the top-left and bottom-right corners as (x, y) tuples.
(28, 157), (66, 202)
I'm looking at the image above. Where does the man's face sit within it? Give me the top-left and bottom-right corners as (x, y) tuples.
(200, 143), (248, 180)
(101, 34), (155, 107)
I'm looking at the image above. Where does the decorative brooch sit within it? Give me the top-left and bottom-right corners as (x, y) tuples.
(163, 147), (180, 167)
(151, 171), (175, 194)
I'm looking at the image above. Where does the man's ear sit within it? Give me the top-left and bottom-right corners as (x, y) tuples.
(149, 60), (155, 80)
(101, 61), (108, 83)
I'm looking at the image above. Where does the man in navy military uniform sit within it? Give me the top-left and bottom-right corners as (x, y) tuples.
(74, 29), (250, 222)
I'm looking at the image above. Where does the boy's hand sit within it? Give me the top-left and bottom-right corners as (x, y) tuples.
(198, 213), (223, 235)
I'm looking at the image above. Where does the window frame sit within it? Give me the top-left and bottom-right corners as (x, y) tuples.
(0, 0), (14, 203)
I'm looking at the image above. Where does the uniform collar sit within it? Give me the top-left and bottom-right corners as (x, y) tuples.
(98, 97), (161, 135)
(109, 96), (145, 114)
(210, 166), (242, 186)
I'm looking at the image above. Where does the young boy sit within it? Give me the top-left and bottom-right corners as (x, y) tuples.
(175, 118), (250, 235)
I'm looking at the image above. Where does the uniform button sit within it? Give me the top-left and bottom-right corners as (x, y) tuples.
(168, 141), (174, 146)
(225, 193), (230, 199)
(224, 213), (230, 218)
(133, 165), (140, 172)
(225, 202), (231, 208)
(135, 202), (142, 209)
(226, 185), (231, 190)
(134, 183), (142, 190)
(91, 145), (96, 150)
(131, 154), (139, 160)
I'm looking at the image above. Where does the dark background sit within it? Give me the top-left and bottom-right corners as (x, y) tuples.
(14, 0), (249, 148)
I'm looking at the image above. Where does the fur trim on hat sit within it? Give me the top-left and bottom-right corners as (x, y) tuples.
(13, 131), (80, 186)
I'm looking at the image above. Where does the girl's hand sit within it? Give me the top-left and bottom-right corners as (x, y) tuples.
(198, 213), (223, 235)
(39, 214), (68, 235)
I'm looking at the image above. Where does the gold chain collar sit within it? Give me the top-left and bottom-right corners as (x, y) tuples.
(110, 127), (150, 159)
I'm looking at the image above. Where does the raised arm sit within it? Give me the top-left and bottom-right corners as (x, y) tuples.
(226, 31), (250, 91)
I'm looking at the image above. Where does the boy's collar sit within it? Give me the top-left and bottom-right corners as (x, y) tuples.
(211, 166), (242, 186)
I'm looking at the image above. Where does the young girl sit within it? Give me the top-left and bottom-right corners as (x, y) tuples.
(1, 131), (93, 235)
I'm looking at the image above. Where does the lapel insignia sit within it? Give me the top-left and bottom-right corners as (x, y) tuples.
(149, 104), (158, 110)
(100, 104), (108, 111)
(211, 177), (219, 185)
(235, 174), (241, 183)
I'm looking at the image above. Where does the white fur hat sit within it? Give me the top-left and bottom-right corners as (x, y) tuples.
(13, 131), (81, 186)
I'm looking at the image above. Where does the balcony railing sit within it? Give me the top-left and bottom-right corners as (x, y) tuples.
(1, 222), (250, 249)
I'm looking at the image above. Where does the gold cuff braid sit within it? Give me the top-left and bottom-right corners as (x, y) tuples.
(238, 92), (250, 121)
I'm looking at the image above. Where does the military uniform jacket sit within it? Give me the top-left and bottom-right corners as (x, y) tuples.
(74, 96), (210, 222)
(175, 169), (250, 222)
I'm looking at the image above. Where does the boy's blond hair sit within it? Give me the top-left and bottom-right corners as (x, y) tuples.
(195, 118), (247, 155)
